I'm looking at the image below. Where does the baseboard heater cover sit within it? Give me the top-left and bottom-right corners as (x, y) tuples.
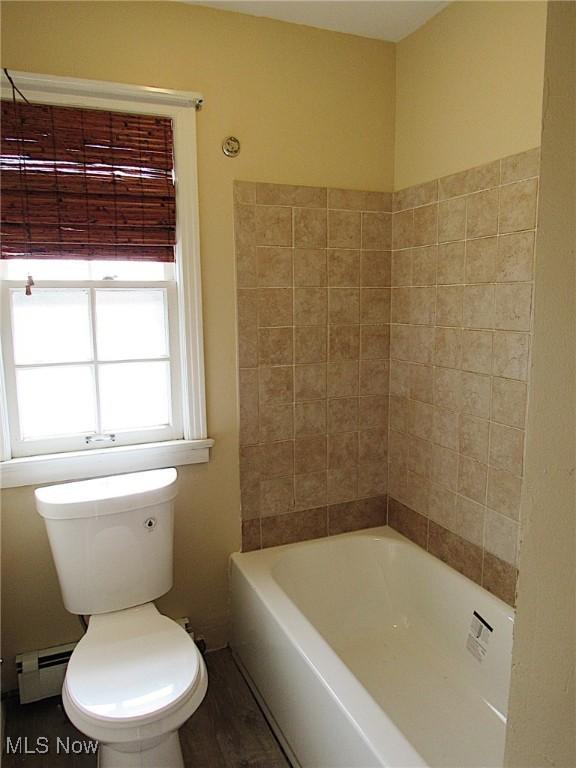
(16, 617), (192, 704)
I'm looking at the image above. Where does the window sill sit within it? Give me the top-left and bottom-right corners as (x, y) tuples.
(0, 438), (214, 489)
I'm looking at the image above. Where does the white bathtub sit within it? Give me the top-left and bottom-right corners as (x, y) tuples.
(230, 526), (514, 768)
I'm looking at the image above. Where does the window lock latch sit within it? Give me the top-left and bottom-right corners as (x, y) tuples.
(85, 433), (116, 444)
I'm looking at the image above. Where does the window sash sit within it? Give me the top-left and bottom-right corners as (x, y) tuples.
(1, 280), (184, 457)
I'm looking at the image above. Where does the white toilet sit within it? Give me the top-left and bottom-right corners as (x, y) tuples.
(35, 468), (207, 768)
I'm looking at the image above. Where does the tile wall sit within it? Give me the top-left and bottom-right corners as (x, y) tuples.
(387, 148), (539, 604)
(234, 182), (392, 551)
(233, 147), (539, 606)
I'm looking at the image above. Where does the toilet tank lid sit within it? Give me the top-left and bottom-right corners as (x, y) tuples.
(35, 468), (178, 520)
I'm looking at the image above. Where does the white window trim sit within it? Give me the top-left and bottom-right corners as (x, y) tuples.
(0, 72), (212, 488)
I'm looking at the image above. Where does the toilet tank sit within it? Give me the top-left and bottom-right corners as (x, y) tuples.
(35, 468), (178, 615)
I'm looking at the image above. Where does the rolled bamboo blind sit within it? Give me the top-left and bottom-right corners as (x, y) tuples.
(0, 100), (176, 261)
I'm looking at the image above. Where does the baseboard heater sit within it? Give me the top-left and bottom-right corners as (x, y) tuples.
(16, 617), (193, 704)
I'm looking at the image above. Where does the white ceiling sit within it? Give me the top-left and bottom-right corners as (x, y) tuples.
(189, 1), (450, 42)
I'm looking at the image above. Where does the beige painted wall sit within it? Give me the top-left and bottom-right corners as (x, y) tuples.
(0, 1), (395, 691)
(505, 2), (576, 765)
(394, 1), (547, 189)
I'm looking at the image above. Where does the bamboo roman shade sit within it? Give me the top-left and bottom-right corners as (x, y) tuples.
(1, 100), (176, 261)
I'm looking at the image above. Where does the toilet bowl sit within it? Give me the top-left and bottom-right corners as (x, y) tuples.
(63, 603), (207, 767)
(35, 468), (208, 767)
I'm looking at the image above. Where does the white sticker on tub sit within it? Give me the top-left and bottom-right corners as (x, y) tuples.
(466, 611), (493, 662)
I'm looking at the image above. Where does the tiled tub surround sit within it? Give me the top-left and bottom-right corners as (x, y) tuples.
(234, 181), (392, 551)
(387, 148), (540, 605)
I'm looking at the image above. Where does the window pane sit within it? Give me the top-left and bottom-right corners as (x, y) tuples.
(99, 361), (171, 431)
(16, 366), (97, 439)
(11, 289), (92, 365)
(95, 290), (169, 361)
(0, 259), (173, 281)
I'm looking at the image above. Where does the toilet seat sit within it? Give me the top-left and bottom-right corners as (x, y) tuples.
(64, 603), (205, 734)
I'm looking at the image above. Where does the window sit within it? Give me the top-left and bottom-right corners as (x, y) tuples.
(0, 72), (210, 487)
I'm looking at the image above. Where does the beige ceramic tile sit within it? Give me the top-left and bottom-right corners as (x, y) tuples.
(453, 495), (485, 547)
(234, 204), (255, 249)
(294, 400), (327, 437)
(295, 435), (327, 474)
(431, 444), (459, 491)
(259, 366), (293, 403)
(489, 423), (525, 476)
(364, 190), (393, 212)
(462, 285), (495, 329)
(294, 471), (327, 511)
(328, 432), (358, 468)
(438, 160), (500, 200)
(433, 367), (462, 412)
(329, 325), (360, 361)
(257, 287), (293, 327)
(294, 364), (327, 402)
(294, 207), (327, 248)
(327, 360), (359, 397)
(495, 232), (534, 282)
(482, 551), (517, 606)
(255, 205), (292, 246)
(261, 508), (327, 549)
(359, 359), (390, 395)
(461, 330), (493, 374)
(410, 286), (436, 325)
(327, 468), (357, 504)
(390, 360), (410, 395)
(500, 148), (540, 184)
(257, 246), (293, 286)
(294, 325), (327, 364)
(434, 327), (462, 369)
(407, 436), (433, 478)
(362, 212), (392, 250)
(487, 467), (522, 520)
(237, 289), (258, 367)
(255, 182), (326, 208)
(294, 435), (327, 475)
(438, 197), (466, 243)
(236, 243), (258, 287)
(294, 287), (327, 325)
(413, 204), (438, 247)
(328, 249), (360, 286)
(492, 331), (530, 380)
(328, 496), (387, 535)
(360, 324), (390, 359)
(491, 377), (528, 428)
(358, 429), (388, 463)
(432, 406), (460, 450)
(234, 181), (257, 205)
(360, 288), (390, 324)
(460, 414), (489, 462)
(391, 288), (411, 324)
(361, 251), (391, 286)
(329, 287), (360, 324)
(259, 403), (294, 442)
(391, 250), (412, 286)
(328, 209), (361, 249)
(404, 470), (430, 515)
(458, 455), (488, 504)
(494, 283), (532, 331)
(388, 498), (428, 549)
(294, 248), (326, 286)
(437, 241), (465, 284)
(410, 325), (436, 364)
(466, 188), (499, 239)
(258, 441), (294, 478)
(465, 237), (497, 283)
(359, 395), (389, 430)
(484, 509), (518, 565)
(258, 327), (293, 366)
(410, 363), (434, 404)
(390, 324), (411, 361)
(392, 209), (414, 250)
(239, 368), (259, 445)
(499, 178), (538, 233)
(408, 400), (435, 441)
(327, 188), (366, 210)
(389, 395), (409, 433)
(461, 371), (491, 418)
(260, 475), (294, 517)
(357, 462), (388, 497)
(393, 180), (438, 212)
(436, 285), (463, 326)
(412, 245), (437, 285)
(327, 397), (358, 433)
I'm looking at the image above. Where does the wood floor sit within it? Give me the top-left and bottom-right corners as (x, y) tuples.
(3, 649), (291, 768)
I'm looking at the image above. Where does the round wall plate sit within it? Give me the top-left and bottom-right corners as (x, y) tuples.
(222, 136), (240, 157)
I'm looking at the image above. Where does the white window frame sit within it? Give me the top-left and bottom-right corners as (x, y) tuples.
(0, 72), (212, 488)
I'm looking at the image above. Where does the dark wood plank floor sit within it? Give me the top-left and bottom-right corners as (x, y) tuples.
(3, 649), (291, 768)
